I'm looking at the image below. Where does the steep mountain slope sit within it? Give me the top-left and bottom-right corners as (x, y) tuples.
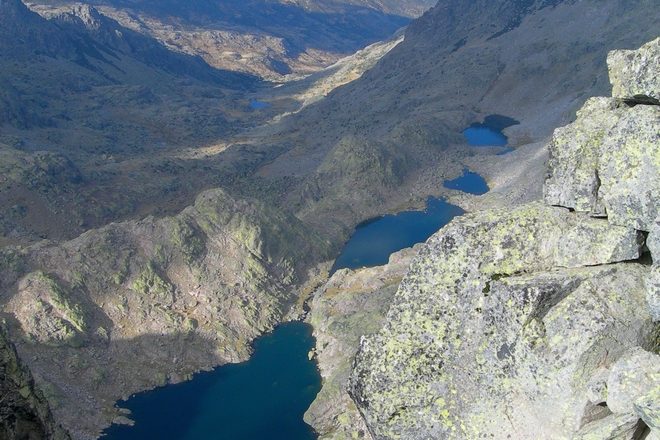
(0, 0), (427, 247)
(29, 0), (435, 80)
(0, 0), (264, 245)
(252, 0), (659, 239)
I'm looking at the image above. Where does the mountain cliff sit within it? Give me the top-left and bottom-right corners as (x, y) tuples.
(345, 38), (659, 440)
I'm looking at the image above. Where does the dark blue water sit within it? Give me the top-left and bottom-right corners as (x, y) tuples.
(463, 114), (519, 148)
(463, 126), (508, 146)
(102, 322), (321, 440)
(331, 197), (464, 273)
(249, 99), (271, 110)
(443, 169), (489, 195)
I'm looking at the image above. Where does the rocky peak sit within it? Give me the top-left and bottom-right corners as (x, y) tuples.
(53, 3), (105, 31)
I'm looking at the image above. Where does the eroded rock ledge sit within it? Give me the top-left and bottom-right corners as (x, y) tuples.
(309, 38), (659, 440)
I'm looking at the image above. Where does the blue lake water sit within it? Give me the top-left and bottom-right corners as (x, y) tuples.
(443, 170), (489, 195)
(463, 126), (508, 146)
(102, 322), (321, 440)
(330, 197), (464, 273)
(249, 99), (271, 110)
(463, 114), (519, 149)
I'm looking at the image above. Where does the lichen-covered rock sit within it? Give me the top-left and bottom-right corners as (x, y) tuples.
(305, 246), (418, 440)
(545, 101), (660, 231)
(349, 202), (651, 440)
(606, 347), (660, 415)
(634, 387), (660, 431)
(347, 38), (659, 440)
(573, 412), (644, 440)
(586, 368), (610, 405)
(597, 105), (660, 231)
(544, 97), (624, 215)
(608, 38), (660, 102)
(647, 266), (660, 322)
(648, 219), (660, 264)
(545, 37), (660, 231)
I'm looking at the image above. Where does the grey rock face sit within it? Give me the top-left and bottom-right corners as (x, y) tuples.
(349, 202), (650, 440)
(648, 219), (660, 264)
(545, 37), (660, 232)
(608, 38), (660, 102)
(544, 97), (624, 215)
(544, 101), (660, 231)
(586, 368), (611, 405)
(349, 38), (659, 440)
(305, 247), (419, 440)
(634, 387), (660, 432)
(646, 266), (660, 322)
(597, 105), (660, 231)
(573, 412), (644, 440)
(606, 347), (660, 415)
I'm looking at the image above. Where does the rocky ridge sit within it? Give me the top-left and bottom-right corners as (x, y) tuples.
(0, 188), (331, 438)
(345, 38), (660, 440)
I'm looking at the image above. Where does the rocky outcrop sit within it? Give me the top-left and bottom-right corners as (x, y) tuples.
(608, 38), (660, 103)
(348, 39), (660, 440)
(0, 188), (331, 438)
(544, 39), (659, 231)
(305, 246), (419, 440)
(544, 99), (659, 231)
(0, 324), (70, 440)
(606, 348), (660, 415)
(303, 121), (552, 440)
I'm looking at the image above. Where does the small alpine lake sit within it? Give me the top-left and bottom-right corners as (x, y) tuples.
(249, 99), (271, 110)
(331, 197), (464, 273)
(463, 114), (519, 150)
(443, 169), (489, 195)
(102, 322), (321, 440)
